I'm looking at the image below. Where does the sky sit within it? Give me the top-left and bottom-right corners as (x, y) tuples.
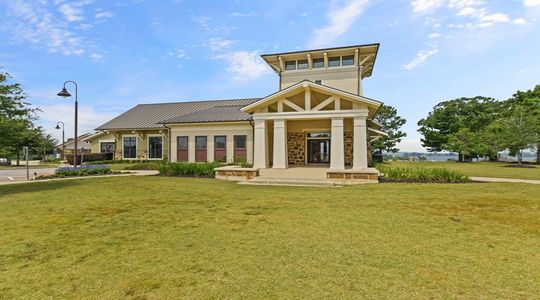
(1, 0), (539, 152)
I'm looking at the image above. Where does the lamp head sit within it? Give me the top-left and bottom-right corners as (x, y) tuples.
(55, 124), (61, 130)
(57, 88), (71, 98)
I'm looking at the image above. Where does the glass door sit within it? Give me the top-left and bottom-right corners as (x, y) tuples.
(307, 139), (330, 163)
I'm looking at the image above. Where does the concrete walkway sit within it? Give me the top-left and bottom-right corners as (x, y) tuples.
(470, 177), (540, 185)
(0, 170), (159, 186)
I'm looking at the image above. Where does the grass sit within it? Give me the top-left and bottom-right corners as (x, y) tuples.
(387, 160), (540, 180)
(1, 177), (539, 298)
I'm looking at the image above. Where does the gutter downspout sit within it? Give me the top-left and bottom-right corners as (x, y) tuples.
(162, 124), (172, 162)
(249, 120), (255, 164)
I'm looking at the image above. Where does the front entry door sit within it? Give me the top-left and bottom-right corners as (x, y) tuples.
(307, 139), (330, 163)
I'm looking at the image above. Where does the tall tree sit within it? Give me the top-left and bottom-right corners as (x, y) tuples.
(372, 105), (407, 153)
(446, 128), (480, 161)
(418, 97), (501, 160)
(506, 84), (540, 163)
(0, 69), (52, 165)
(496, 105), (537, 165)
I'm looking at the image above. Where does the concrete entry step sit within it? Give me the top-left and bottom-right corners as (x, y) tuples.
(239, 177), (339, 187)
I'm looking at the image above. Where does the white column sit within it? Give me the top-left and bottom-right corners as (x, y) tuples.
(188, 135), (195, 162)
(330, 117), (345, 170)
(272, 119), (288, 168)
(353, 116), (368, 170)
(253, 119), (268, 168)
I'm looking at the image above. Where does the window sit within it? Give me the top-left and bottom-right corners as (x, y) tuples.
(177, 136), (188, 162)
(313, 58), (324, 68)
(195, 136), (207, 162)
(314, 80), (322, 85)
(148, 136), (163, 159)
(342, 55), (354, 66)
(234, 135), (247, 160)
(328, 56), (340, 67)
(214, 136), (227, 162)
(100, 141), (115, 153)
(297, 59), (308, 69)
(307, 132), (330, 138)
(284, 61), (296, 70)
(123, 137), (137, 159)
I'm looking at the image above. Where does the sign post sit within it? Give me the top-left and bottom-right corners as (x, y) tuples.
(23, 146), (29, 181)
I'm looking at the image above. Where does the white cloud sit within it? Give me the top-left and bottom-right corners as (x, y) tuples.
(2, 0), (105, 59)
(167, 49), (186, 59)
(524, 0), (540, 7)
(448, 0), (484, 9)
(428, 32), (441, 38)
(309, 0), (371, 48)
(230, 12), (258, 17)
(95, 11), (113, 19)
(480, 13), (510, 23)
(37, 103), (116, 141)
(403, 48), (439, 70)
(513, 18), (528, 25)
(206, 38), (235, 52)
(215, 51), (269, 82)
(58, 3), (84, 22)
(412, 0), (445, 13)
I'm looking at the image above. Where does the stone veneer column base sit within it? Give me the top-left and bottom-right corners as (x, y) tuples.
(326, 168), (380, 184)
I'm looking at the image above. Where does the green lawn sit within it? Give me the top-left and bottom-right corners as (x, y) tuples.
(386, 160), (540, 180)
(1, 177), (539, 298)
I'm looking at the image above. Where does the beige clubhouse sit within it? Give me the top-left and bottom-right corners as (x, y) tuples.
(86, 43), (387, 179)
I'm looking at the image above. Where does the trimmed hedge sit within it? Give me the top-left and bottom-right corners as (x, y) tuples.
(158, 162), (221, 177)
(123, 162), (160, 170)
(52, 165), (115, 177)
(377, 164), (469, 183)
(66, 153), (113, 165)
(86, 159), (162, 165)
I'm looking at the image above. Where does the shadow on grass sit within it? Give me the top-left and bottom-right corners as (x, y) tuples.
(0, 180), (81, 197)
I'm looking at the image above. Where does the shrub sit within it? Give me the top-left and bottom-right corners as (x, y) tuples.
(54, 165), (114, 177)
(158, 162), (221, 177)
(66, 153), (113, 165)
(233, 155), (252, 168)
(86, 159), (162, 165)
(377, 164), (469, 183)
(123, 162), (160, 170)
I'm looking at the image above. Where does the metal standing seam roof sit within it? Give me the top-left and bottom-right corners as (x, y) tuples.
(95, 98), (260, 130)
(160, 105), (253, 124)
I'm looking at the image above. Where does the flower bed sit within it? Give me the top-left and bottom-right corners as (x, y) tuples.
(377, 164), (469, 183)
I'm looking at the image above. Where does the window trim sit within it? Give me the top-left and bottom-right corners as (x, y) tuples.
(342, 55), (354, 66)
(147, 134), (164, 160)
(297, 59), (308, 70)
(99, 140), (115, 154)
(176, 136), (189, 162)
(312, 58), (324, 68)
(284, 60), (297, 70)
(328, 56), (341, 67)
(122, 135), (138, 160)
(195, 135), (208, 162)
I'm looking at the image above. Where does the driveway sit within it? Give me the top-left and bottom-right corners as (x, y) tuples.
(0, 168), (56, 183)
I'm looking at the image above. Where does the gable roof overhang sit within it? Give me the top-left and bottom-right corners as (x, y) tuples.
(241, 80), (383, 119)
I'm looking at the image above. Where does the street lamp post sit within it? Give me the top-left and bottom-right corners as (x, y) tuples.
(55, 121), (65, 160)
(57, 81), (78, 167)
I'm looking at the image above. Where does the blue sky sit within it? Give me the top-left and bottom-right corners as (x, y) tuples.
(1, 0), (539, 151)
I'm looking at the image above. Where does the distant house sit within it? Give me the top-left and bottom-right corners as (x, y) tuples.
(57, 133), (93, 157)
(86, 43), (387, 176)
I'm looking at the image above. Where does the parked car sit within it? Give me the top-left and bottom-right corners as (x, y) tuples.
(0, 158), (12, 166)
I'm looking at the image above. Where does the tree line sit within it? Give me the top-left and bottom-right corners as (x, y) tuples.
(418, 85), (540, 164)
(0, 70), (57, 165)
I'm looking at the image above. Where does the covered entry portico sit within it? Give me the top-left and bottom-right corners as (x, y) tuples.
(241, 80), (385, 174)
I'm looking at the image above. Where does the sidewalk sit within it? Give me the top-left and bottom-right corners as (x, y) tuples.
(0, 170), (159, 186)
(470, 177), (540, 185)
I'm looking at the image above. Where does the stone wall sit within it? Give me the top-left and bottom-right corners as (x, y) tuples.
(344, 132), (353, 165)
(287, 132), (305, 165)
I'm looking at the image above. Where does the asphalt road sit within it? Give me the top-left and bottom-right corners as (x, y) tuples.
(0, 168), (56, 183)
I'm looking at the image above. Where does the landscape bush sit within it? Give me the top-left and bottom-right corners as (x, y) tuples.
(158, 162), (221, 177)
(377, 164), (469, 183)
(86, 159), (162, 165)
(123, 162), (160, 170)
(66, 153), (113, 165)
(53, 165), (115, 177)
